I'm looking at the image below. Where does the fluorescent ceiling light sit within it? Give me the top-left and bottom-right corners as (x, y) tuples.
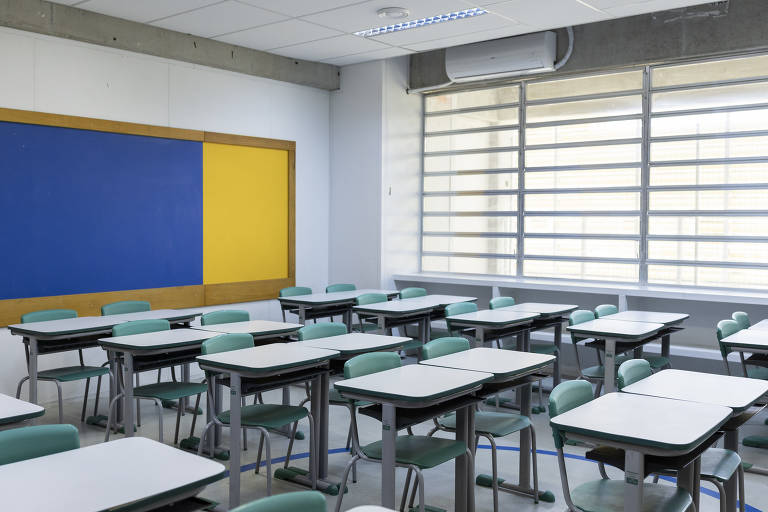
(354, 7), (488, 38)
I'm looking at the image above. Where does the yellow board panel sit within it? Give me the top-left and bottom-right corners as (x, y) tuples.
(203, 142), (289, 285)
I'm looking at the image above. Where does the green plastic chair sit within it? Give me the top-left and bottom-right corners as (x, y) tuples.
(594, 305), (671, 371)
(444, 302), (478, 337)
(105, 319), (207, 444)
(0, 424), (79, 466)
(198, 334), (315, 495)
(201, 309), (249, 326)
(489, 296), (558, 360)
(732, 311), (751, 330)
(549, 380), (694, 512)
(489, 296), (515, 309)
(717, 319), (768, 380)
(279, 286), (312, 321)
(326, 283), (356, 293)
(568, 310), (609, 397)
(423, 337), (541, 511)
(101, 300), (150, 316)
(617, 359), (652, 390)
(230, 491), (326, 512)
(400, 287), (427, 299)
(16, 309), (109, 424)
(298, 322), (348, 341)
(594, 304), (618, 318)
(355, 293), (388, 333)
(335, 352), (472, 512)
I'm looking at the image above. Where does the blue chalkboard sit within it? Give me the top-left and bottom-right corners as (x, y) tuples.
(0, 121), (203, 300)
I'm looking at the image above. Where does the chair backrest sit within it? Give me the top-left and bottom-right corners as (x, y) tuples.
(21, 309), (77, 323)
(279, 286), (312, 297)
(0, 424), (79, 466)
(716, 319), (740, 357)
(594, 304), (618, 318)
(421, 337), (470, 360)
(732, 311), (751, 330)
(355, 293), (387, 306)
(112, 319), (169, 337)
(489, 297), (515, 309)
(617, 359), (652, 389)
(326, 283), (356, 293)
(201, 333), (254, 355)
(399, 287), (426, 299)
(298, 322), (348, 341)
(101, 300), (150, 316)
(201, 309), (249, 326)
(229, 491), (327, 512)
(445, 302), (478, 317)
(344, 351), (401, 379)
(548, 380), (594, 449)
(568, 309), (596, 343)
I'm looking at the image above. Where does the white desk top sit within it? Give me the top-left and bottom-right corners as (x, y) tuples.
(0, 393), (44, 425)
(277, 289), (398, 305)
(299, 333), (410, 355)
(8, 316), (114, 336)
(720, 328), (768, 350)
(499, 302), (579, 316)
(354, 295), (477, 314)
(566, 318), (664, 339)
(420, 348), (555, 379)
(193, 320), (301, 336)
(335, 364), (492, 404)
(0, 437), (225, 511)
(102, 308), (201, 322)
(197, 343), (339, 375)
(623, 369), (768, 413)
(750, 319), (768, 330)
(446, 309), (539, 326)
(601, 310), (689, 325)
(550, 392), (731, 452)
(98, 328), (217, 351)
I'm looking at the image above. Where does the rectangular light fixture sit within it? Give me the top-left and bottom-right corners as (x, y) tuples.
(354, 7), (488, 38)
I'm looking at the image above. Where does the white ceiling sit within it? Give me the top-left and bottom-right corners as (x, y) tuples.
(50, 0), (713, 66)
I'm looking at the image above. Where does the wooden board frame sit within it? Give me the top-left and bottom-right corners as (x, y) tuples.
(0, 107), (295, 325)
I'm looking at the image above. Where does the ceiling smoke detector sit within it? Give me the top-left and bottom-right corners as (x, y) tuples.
(377, 7), (410, 19)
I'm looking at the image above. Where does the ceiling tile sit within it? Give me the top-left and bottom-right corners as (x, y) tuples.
(301, 0), (472, 33)
(372, 11), (516, 46)
(70, 0), (221, 23)
(403, 25), (531, 52)
(270, 34), (392, 61)
(216, 19), (343, 50)
(237, 0), (363, 17)
(150, 1), (288, 38)
(322, 47), (413, 66)
(484, 0), (610, 29)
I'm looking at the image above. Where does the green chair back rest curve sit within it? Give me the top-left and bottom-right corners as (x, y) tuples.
(326, 283), (356, 293)
(445, 302), (478, 317)
(732, 311), (751, 330)
(548, 380), (594, 449)
(112, 319), (169, 337)
(279, 286), (312, 297)
(101, 300), (151, 316)
(489, 297), (515, 309)
(298, 322), (348, 341)
(568, 309), (596, 343)
(355, 293), (388, 306)
(399, 287), (427, 299)
(229, 491), (327, 512)
(0, 424), (79, 466)
(617, 359), (652, 389)
(716, 319), (740, 357)
(201, 309), (249, 326)
(422, 337), (471, 360)
(594, 304), (618, 318)
(344, 351), (402, 379)
(201, 333), (254, 355)
(21, 309), (77, 323)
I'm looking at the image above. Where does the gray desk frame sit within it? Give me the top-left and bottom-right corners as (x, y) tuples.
(277, 289), (399, 329)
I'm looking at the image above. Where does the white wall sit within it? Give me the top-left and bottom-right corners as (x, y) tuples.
(0, 26), (331, 402)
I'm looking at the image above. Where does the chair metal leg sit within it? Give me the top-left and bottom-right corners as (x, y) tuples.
(485, 434), (499, 512)
(135, 374), (141, 427)
(710, 479), (726, 512)
(153, 398), (164, 443)
(241, 397), (248, 451)
(408, 469), (419, 510)
(284, 420), (299, 468)
(255, 434), (265, 474)
(81, 378), (91, 422)
(738, 463), (745, 512)
(54, 381), (64, 424)
(197, 420), (216, 456)
(256, 427), (272, 496)
(531, 424), (539, 504)
(334, 454), (360, 512)
(104, 393), (124, 442)
(599, 462), (610, 480)
(16, 376), (29, 399)
(415, 467), (426, 512)
(593, 381), (603, 398)
(400, 467), (413, 512)
(189, 393), (201, 438)
(307, 411), (317, 489)
(174, 398), (183, 444)
(94, 375), (103, 417)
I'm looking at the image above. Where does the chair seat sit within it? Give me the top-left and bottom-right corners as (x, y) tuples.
(571, 479), (692, 512)
(218, 404), (308, 430)
(582, 365), (606, 380)
(329, 387), (371, 407)
(133, 381), (208, 401)
(438, 411), (530, 437)
(354, 322), (381, 333)
(362, 435), (466, 469)
(531, 343), (558, 355)
(38, 365), (109, 382)
(429, 328), (451, 340)
(700, 448), (741, 482)
(746, 366), (768, 380)
(643, 355), (671, 369)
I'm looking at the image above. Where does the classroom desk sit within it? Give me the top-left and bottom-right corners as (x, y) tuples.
(600, 310), (689, 359)
(335, 364), (492, 512)
(299, 332), (410, 356)
(98, 328), (218, 439)
(8, 309), (200, 406)
(197, 344), (339, 508)
(0, 393), (44, 425)
(550, 392), (731, 512)
(193, 320), (302, 339)
(623, 369), (768, 512)
(565, 319), (664, 393)
(276, 289), (399, 328)
(749, 319), (768, 330)
(497, 303), (578, 386)
(420, 348), (555, 502)
(720, 328), (768, 354)
(0, 437), (225, 511)
(444, 309), (539, 347)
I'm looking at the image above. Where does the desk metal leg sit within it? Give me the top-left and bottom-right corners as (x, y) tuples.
(724, 429), (739, 512)
(518, 384), (531, 490)
(662, 334), (671, 359)
(319, 372), (329, 478)
(381, 404), (397, 509)
(624, 450), (644, 512)
(28, 337), (39, 404)
(603, 338), (617, 393)
(123, 353), (135, 438)
(455, 405), (474, 512)
(475, 327), (485, 348)
(214, 379), (223, 446)
(553, 322), (563, 386)
(229, 373), (242, 509)
(377, 315), (386, 335)
(299, 306), (307, 325)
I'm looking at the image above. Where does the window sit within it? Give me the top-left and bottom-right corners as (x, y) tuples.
(422, 53), (768, 290)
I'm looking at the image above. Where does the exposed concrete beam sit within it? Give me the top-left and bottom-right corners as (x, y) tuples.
(0, 0), (340, 90)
